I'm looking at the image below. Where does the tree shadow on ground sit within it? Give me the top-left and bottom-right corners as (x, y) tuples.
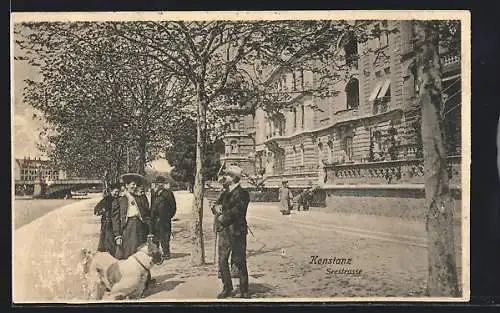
(143, 280), (185, 297)
(153, 273), (177, 282)
(233, 282), (275, 298)
(169, 252), (190, 259)
(247, 244), (294, 258)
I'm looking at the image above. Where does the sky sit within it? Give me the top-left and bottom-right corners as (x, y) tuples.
(12, 37), (45, 160)
(11, 27), (172, 173)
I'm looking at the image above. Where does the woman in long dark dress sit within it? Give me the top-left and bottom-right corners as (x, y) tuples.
(94, 184), (121, 255)
(111, 173), (153, 260)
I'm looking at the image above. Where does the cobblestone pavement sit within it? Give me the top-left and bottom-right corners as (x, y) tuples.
(12, 191), (465, 302)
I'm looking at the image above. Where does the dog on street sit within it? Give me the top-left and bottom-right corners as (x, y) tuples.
(80, 241), (162, 300)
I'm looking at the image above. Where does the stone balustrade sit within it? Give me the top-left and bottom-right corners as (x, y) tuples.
(324, 155), (461, 187)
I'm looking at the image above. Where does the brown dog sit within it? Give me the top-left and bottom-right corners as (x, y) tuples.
(81, 241), (162, 300)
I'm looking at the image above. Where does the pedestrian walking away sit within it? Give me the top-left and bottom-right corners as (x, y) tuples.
(278, 180), (293, 215)
(151, 175), (177, 260)
(297, 188), (313, 211)
(94, 183), (121, 256)
(214, 165), (250, 299)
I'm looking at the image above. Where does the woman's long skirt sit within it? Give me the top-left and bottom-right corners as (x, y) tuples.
(97, 218), (116, 256)
(115, 216), (147, 260)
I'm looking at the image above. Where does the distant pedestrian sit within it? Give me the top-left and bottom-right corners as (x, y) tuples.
(94, 183), (121, 255)
(278, 180), (293, 215)
(297, 188), (313, 211)
(151, 176), (177, 260)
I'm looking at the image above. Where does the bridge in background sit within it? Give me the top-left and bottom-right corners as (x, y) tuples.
(14, 178), (103, 198)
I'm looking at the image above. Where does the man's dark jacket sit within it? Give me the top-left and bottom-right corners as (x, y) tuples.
(218, 185), (250, 236)
(111, 194), (153, 238)
(152, 189), (177, 222)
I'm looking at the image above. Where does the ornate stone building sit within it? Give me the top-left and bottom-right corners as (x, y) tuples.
(14, 156), (67, 182)
(222, 21), (461, 191)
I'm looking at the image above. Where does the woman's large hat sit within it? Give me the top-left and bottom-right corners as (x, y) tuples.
(120, 173), (146, 185)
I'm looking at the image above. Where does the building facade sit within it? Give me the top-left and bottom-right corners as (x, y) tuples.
(14, 156), (67, 182)
(223, 21), (461, 189)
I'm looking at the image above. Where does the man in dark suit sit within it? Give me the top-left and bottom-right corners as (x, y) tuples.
(215, 165), (250, 299)
(211, 178), (239, 279)
(151, 176), (177, 260)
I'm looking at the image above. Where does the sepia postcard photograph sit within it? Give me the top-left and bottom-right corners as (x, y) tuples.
(11, 10), (470, 303)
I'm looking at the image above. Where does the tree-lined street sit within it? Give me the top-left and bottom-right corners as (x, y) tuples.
(13, 18), (463, 297)
(13, 192), (462, 301)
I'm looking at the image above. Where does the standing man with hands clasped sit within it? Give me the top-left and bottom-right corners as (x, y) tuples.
(151, 176), (177, 260)
(213, 165), (251, 299)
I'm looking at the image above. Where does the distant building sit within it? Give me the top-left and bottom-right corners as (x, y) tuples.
(14, 156), (67, 182)
(222, 21), (461, 188)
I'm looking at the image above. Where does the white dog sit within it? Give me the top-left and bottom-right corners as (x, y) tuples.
(80, 241), (162, 300)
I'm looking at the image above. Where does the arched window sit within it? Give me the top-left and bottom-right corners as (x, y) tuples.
(345, 78), (360, 109)
(343, 32), (359, 69)
(344, 136), (353, 161)
(372, 130), (383, 160)
(267, 119), (272, 139)
(327, 140), (334, 163)
(274, 113), (286, 136)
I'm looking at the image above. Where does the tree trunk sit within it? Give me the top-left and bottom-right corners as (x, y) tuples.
(138, 137), (147, 176)
(190, 88), (206, 266)
(414, 21), (460, 297)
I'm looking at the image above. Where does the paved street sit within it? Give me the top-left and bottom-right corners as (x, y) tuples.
(13, 191), (463, 302)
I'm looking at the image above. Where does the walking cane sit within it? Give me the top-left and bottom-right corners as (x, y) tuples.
(212, 202), (219, 264)
(212, 161), (226, 265)
(214, 226), (218, 264)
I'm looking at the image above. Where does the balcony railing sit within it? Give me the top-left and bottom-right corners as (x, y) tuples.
(324, 155), (461, 186)
(333, 108), (359, 122)
(441, 53), (460, 73)
(373, 98), (390, 115)
(442, 54), (460, 66)
(287, 164), (319, 174)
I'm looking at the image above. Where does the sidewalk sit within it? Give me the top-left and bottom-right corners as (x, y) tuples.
(13, 197), (102, 302)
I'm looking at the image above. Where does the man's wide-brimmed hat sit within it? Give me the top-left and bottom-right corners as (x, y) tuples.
(224, 165), (243, 178)
(155, 176), (167, 183)
(120, 173), (146, 185)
